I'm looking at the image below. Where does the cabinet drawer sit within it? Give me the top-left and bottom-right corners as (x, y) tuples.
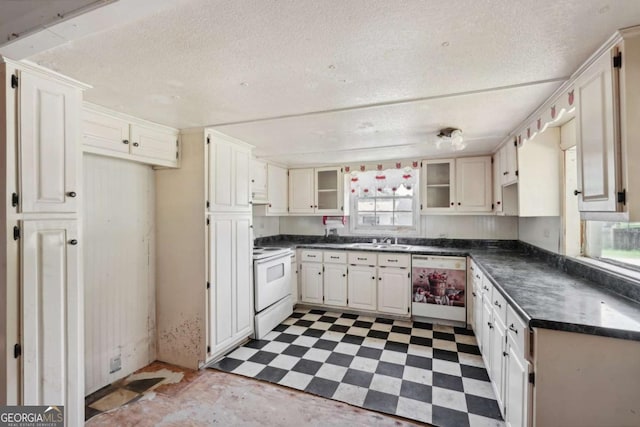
(491, 287), (507, 324)
(301, 250), (323, 262)
(470, 261), (483, 290)
(324, 251), (347, 264)
(378, 253), (410, 268)
(348, 252), (377, 266)
(480, 276), (492, 295)
(506, 304), (528, 356)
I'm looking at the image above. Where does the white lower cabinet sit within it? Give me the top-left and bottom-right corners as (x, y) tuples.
(505, 334), (531, 427)
(481, 295), (493, 368)
(208, 214), (253, 359)
(22, 219), (82, 425)
(489, 315), (506, 411)
(347, 265), (377, 311)
(300, 261), (324, 304)
(290, 253), (298, 307)
(377, 267), (410, 315)
(324, 263), (348, 307)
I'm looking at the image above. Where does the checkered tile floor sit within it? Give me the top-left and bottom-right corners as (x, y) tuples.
(209, 308), (504, 427)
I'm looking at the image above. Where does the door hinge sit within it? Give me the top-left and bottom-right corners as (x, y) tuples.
(513, 139), (517, 147)
(207, 282), (210, 289)
(528, 372), (535, 385)
(515, 170), (519, 177)
(206, 218), (210, 225)
(11, 74), (18, 89)
(206, 136), (210, 144)
(407, 272), (410, 278)
(13, 343), (21, 358)
(407, 307), (410, 313)
(340, 168), (343, 173)
(206, 200), (210, 208)
(13, 226), (19, 240)
(491, 157), (494, 164)
(491, 203), (494, 210)
(420, 161), (423, 167)
(613, 52), (622, 69)
(207, 345), (211, 353)
(11, 192), (18, 207)
(618, 189), (626, 205)
(420, 204), (423, 210)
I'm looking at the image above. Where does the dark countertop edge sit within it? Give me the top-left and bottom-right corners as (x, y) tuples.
(258, 237), (640, 342)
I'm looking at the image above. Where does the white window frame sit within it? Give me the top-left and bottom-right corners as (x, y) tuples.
(349, 176), (420, 236)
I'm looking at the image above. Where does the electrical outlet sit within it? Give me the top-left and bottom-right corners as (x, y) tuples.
(543, 229), (550, 238)
(110, 355), (121, 374)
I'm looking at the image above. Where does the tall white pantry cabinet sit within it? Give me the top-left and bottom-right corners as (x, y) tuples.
(0, 58), (88, 426)
(156, 129), (254, 368)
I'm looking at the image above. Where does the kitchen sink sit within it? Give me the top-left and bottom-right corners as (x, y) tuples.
(348, 243), (412, 250)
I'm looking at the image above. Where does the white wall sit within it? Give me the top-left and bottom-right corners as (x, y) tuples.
(279, 215), (518, 239)
(83, 154), (156, 395)
(518, 216), (561, 253)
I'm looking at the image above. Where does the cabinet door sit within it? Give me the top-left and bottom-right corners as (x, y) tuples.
(315, 167), (343, 214)
(505, 338), (531, 427)
(493, 152), (503, 213)
(22, 220), (82, 425)
(456, 156), (492, 212)
(268, 164), (288, 215)
(19, 70), (80, 213)
(324, 264), (347, 307)
(347, 265), (377, 311)
(130, 124), (179, 167)
(251, 159), (268, 203)
(82, 108), (129, 153)
(490, 316), (506, 411)
(481, 296), (493, 369)
(422, 159), (456, 212)
(208, 136), (252, 212)
(300, 262), (323, 304)
(290, 257), (298, 306)
(378, 267), (410, 315)
(472, 287), (483, 342)
(208, 214), (254, 357)
(288, 168), (315, 214)
(234, 147), (252, 210)
(576, 49), (621, 213)
(505, 141), (518, 185)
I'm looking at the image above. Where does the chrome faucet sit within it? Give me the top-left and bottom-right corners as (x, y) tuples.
(381, 237), (398, 244)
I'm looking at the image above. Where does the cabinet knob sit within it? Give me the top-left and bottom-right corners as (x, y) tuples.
(133, 142), (140, 147)
(251, 179), (255, 183)
(494, 300), (501, 308)
(509, 324), (518, 334)
(318, 272), (321, 275)
(472, 291), (477, 297)
(342, 274), (346, 277)
(378, 277), (382, 280)
(310, 205), (313, 208)
(503, 351), (509, 357)
(497, 201), (501, 205)
(122, 139), (129, 145)
(574, 189), (582, 196)
(314, 205), (318, 208)
(67, 191), (77, 198)
(487, 322), (493, 329)
(68, 239), (78, 245)
(503, 171), (508, 175)
(457, 202), (461, 205)
(269, 204), (272, 207)
(450, 202), (454, 206)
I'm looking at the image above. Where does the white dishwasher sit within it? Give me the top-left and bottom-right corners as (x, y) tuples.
(411, 255), (467, 322)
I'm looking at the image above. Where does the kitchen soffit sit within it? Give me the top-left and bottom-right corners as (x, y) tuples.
(24, 0), (640, 165)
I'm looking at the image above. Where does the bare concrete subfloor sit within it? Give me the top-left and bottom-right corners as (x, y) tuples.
(86, 362), (427, 427)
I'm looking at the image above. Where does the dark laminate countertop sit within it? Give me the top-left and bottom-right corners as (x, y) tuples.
(469, 248), (640, 341)
(256, 235), (640, 342)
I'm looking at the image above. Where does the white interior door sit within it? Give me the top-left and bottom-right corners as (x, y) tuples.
(19, 70), (80, 213)
(22, 219), (82, 424)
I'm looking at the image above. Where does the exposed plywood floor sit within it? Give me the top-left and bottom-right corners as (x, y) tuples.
(86, 361), (426, 426)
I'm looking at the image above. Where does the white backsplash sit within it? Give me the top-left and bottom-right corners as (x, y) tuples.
(277, 215), (518, 240)
(252, 215), (280, 238)
(518, 216), (561, 253)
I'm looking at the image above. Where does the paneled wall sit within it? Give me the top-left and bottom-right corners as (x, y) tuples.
(83, 154), (156, 394)
(252, 215), (280, 238)
(518, 216), (561, 253)
(278, 215), (518, 240)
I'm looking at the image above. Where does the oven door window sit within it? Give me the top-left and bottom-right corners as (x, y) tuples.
(266, 263), (285, 282)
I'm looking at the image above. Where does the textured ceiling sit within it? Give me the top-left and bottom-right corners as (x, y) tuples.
(28, 0), (640, 165)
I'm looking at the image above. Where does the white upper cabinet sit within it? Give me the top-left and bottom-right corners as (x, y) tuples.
(315, 167), (344, 214)
(575, 47), (621, 214)
(456, 156), (493, 212)
(130, 123), (179, 165)
(82, 103), (179, 168)
(288, 168), (316, 214)
(493, 151), (503, 213)
(499, 141), (518, 186)
(207, 132), (253, 213)
(251, 159), (268, 203)
(422, 159), (455, 213)
(19, 70), (81, 213)
(421, 157), (492, 214)
(267, 164), (288, 215)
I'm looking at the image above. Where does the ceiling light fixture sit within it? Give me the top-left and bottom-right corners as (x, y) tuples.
(436, 127), (466, 151)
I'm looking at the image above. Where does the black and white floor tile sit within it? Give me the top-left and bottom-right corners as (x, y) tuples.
(209, 308), (504, 427)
